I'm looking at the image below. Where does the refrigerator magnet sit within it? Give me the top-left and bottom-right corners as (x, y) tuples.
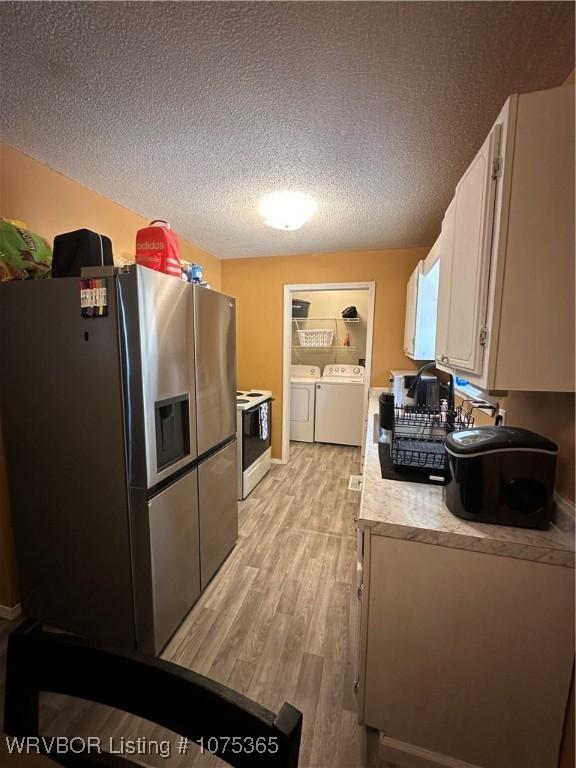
(80, 278), (108, 318)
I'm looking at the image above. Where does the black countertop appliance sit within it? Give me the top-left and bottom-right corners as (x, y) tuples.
(445, 426), (558, 530)
(378, 391), (395, 442)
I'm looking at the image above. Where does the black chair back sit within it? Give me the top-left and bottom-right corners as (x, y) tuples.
(4, 621), (302, 768)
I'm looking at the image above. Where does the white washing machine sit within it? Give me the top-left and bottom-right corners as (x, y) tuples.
(290, 365), (321, 443)
(314, 364), (365, 446)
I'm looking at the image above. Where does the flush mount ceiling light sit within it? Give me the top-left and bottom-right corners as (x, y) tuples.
(259, 191), (317, 231)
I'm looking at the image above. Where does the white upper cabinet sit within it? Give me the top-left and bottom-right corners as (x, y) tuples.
(435, 85), (575, 392)
(403, 261), (421, 358)
(415, 259), (439, 360)
(444, 126), (500, 375)
(404, 254), (439, 362)
(435, 200), (454, 365)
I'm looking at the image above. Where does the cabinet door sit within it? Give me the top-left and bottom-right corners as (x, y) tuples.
(444, 126), (500, 374)
(365, 536), (574, 768)
(355, 528), (370, 724)
(435, 200), (455, 364)
(414, 261), (439, 360)
(403, 262), (422, 358)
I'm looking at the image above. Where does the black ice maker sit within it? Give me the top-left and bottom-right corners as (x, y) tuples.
(444, 426), (558, 530)
(154, 395), (190, 470)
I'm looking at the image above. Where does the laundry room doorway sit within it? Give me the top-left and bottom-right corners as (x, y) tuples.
(281, 282), (375, 465)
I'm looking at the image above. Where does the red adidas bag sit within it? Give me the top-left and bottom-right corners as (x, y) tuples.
(135, 220), (181, 278)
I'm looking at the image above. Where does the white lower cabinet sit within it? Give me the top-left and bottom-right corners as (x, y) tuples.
(356, 531), (574, 768)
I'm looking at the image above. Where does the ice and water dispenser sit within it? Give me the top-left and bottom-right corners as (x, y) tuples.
(154, 395), (190, 470)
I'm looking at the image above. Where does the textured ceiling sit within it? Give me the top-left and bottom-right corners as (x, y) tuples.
(0, 2), (574, 259)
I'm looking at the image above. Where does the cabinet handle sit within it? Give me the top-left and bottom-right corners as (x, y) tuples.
(354, 680), (359, 695)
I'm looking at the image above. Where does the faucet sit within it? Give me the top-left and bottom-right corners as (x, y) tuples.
(406, 361), (455, 411)
(406, 361), (437, 400)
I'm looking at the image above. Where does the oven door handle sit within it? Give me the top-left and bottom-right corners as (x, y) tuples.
(244, 398), (274, 414)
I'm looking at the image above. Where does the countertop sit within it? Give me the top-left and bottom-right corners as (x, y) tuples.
(359, 390), (575, 568)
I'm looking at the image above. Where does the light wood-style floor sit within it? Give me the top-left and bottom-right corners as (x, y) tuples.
(0, 442), (389, 767)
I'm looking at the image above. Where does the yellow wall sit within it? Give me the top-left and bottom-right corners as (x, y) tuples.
(0, 142), (221, 608)
(0, 142), (222, 287)
(503, 392), (574, 502)
(452, 391), (575, 503)
(222, 248), (425, 459)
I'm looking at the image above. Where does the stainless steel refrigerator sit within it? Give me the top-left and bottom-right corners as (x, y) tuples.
(0, 265), (238, 655)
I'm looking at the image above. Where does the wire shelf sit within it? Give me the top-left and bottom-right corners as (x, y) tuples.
(292, 317), (360, 323)
(292, 346), (358, 351)
(391, 439), (447, 470)
(394, 405), (475, 429)
(391, 405), (474, 472)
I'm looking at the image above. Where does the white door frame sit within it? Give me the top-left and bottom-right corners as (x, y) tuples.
(282, 281), (376, 465)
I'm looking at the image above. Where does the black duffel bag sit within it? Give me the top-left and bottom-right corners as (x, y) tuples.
(52, 229), (113, 278)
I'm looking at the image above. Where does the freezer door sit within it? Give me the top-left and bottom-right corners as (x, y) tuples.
(194, 286), (236, 457)
(146, 468), (200, 653)
(119, 266), (197, 489)
(198, 440), (238, 589)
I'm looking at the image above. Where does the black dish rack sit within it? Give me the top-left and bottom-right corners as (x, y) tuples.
(391, 406), (475, 473)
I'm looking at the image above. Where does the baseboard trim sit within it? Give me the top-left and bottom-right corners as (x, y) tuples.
(379, 736), (482, 768)
(271, 458), (282, 465)
(554, 492), (575, 537)
(555, 491), (575, 514)
(0, 602), (22, 621)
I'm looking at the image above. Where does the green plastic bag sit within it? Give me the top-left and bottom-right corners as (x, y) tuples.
(0, 219), (52, 281)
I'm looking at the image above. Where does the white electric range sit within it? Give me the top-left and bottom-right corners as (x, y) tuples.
(236, 389), (273, 500)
